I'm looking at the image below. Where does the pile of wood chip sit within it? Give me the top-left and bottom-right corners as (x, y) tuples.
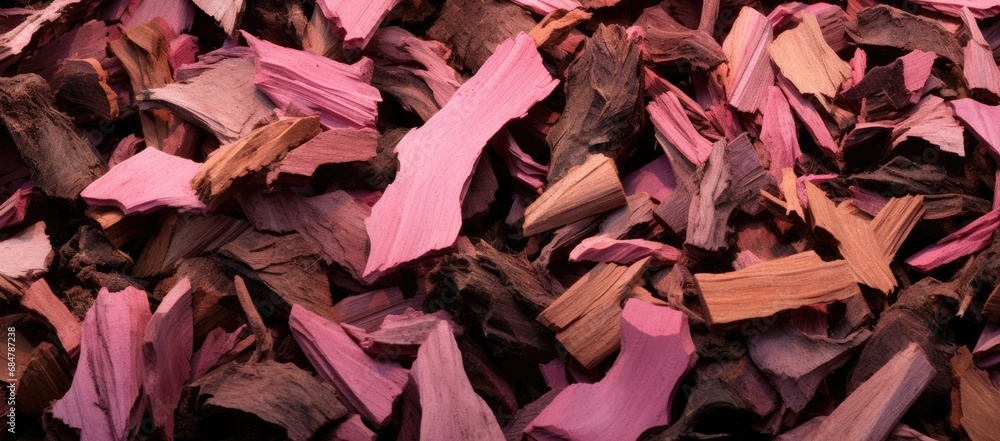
(2, 0), (1000, 439)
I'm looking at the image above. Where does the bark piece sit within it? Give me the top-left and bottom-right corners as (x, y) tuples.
(847, 278), (958, 415)
(51, 58), (119, 120)
(239, 189), (371, 283)
(722, 7), (774, 113)
(844, 95), (965, 158)
(805, 182), (896, 293)
(364, 34), (556, 280)
(51, 287), (151, 441)
(546, 24), (643, 182)
(142, 277), (193, 440)
(18, 342), (71, 416)
(950, 346), (1000, 441)
(316, 0), (400, 51)
(290, 304), (408, 427)
(189, 360), (348, 441)
(243, 32), (382, 129)
(695, 251), (861, 325)
(770, 13), (851, 105)
(20, 279), (81, 356)
(428, 241), (555, 359)
(806, 344), (935, 441)
(142, 56), (274, 144)
(526, 300), (697, 441)
(0, 222), (53, 298)
(523, 155), (627, 236)
(0, 74), (106, 202)
(191, 117), (320, 209)
(134, 214), (249, 277)
(427, 0), (537, 71)
(846, 5), (963, 64)
(748, 321), (871, 412)
(218, 229), (336, 321)
(637, 5), (724, 71)
(268, 127), (378, 185)
(411, 322), (505, 441)
(81, 148), (206, 215)
(687, 135), (770, 252)
(537, 259), (650, 369)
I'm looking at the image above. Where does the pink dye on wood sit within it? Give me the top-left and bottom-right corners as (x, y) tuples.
(759, 85), (801, 182)
(569, 237), (682, 265)
(411, 322), (505, 441)
(142, 277), (193, 441)
(20, 279), (81, 355)
(777, 74), (839, 155)
(363, 34), (557, 281)
(243, 32), (382, 129)
(953, 98), (1000, 160)
(623, 155), (675, 203)
(0, 183), (33, 230)
(289, 304), (408, 427)
(525, 299), (697, 441)
(648, 91), (714, 165)
(190, 324), (247, 380)
(0, 222), (53, 283)
(51, 286), (151, 441)
(906, 209), (1000, 272)
(81, 147), (206, 215)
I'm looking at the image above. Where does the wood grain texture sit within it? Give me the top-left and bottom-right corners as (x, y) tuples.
(523, 155), (627, 236)
(695, 251), (861, 325)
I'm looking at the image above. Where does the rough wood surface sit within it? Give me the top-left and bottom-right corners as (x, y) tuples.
(0, 74), (106, 202)
(545, 24), (643, 183)
(191, 117), (320, 209)
(189, 360), (349, 441)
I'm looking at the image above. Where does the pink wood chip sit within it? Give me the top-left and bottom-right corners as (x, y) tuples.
(142, 277), (194, 440)
(316, 0), (401, 51)
(80, 148), (206, 215)
(243, 32), (382, 129)
(569, 236), (682, 265)
(411, 321), (505, 441)
(623, 155), (675, 203)
(363, 33), (557, 280)
(906, 209), (1000, 272)
(290, 304), (409, 427)
(525, 299), (697, 441)
(51, 286), (152, 441)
